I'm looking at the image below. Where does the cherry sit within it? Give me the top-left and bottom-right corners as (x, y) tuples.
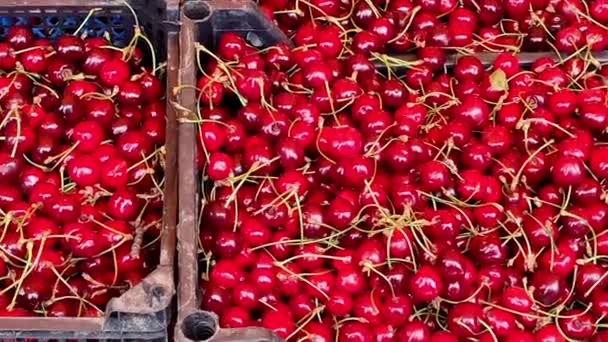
(325, 291), (352, 317)
(206, 152), (234, 181)
(590, 146), (608, 178)
(84, 98), (115, 127)
(138, 72), (162, 102)
(381, 295), (412, 326)
(213, 230), (243, 258)
(499, 286), (532, 314)
(338, 322), (373, 342)
(64, 223), (104, 257)
(235, 70), (271, 102)
(397, 320), (430, 342)
(45, 58), (75, 86)
(538, 245), (576, 277)
(117, 81), (143, 105)
(446, 302), (483, 338)
(116, 131), (153, 162)
(16, 277), (52, 310)
(18, 165), (45, 195)
(404, 64), (433, 90)
(0, 43), (16, 70)
(19, 47), (48, 73)
(23, 216), (59, 240)
(351, 292), (383, 325)
(97, 220), (132, 248)
(409, 265), (442, 303)
(486, 307), (518, 337)
(72, 121), (104, 153)
(47, 193), (81, 224)
(591, 290), (608, 319)
(534, 324), (566, 342)
(430, 331), (458, 342)
(67, 154), (101, 186)
(451, 95), (490, 129)
(555, 26), (583, 53)
(579, 103), (608, 132)
(558, 309), (594, 340)
(551, 156), (586, 186)
(575, 263), (608, 299)
(82, 47), (112, 75)
(107, 187), (140, 221)
(219, 306), (250, 328)
(55, 35), (84, 62)
(531, 270), (567, 307)
(0, 152), (24, 183)
(141, 118), (165, 146)
(454, 56), (483, 82)
(217, 33), (246, 61)
(99, 59), (130, 86)
(318, 126), (363, 161)
(220, 306), (250, 328)
(6, 26), (33, 50)
(99, 156), (129, 189)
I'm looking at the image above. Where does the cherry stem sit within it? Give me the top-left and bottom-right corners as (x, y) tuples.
(5, 240), (43, 309)
(287, 305), (326, 341)
(388, 6), (420, 44)
(10, 110), (22, 158)
(45, 142), (80, 171)
(48, 267), (102, 314)
(478, 319), (499, 342)
(74, 7), (103, 37)
(12, 46), (47, 55)
(362, 261), (396, 298)
(273, 262), (330, 300)
(126, 146), (166, 172)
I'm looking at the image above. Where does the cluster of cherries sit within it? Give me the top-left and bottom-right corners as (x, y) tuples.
(0, 24), (165, 317)
(257, 0), (608, 59)
(196, 0), (608, 341)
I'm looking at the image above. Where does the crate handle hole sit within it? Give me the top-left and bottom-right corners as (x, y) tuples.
(184, 1), (211, 22)
(182, 311), (218, 341)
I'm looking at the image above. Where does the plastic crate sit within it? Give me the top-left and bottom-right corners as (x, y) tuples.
(0, 0), (179, 340)
(175, 1), (288, 341)
(173, 2), (608, 341)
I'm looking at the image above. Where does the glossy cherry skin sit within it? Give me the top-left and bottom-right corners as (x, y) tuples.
(409, 265), (442, 303)
(338, 322), (373, 342)
(100, 157), (129, 189)
(99, 59), (130, 86)
(558, 309), (594, 340)
(447, 303), (483, 338)
(47, 194), (81, 224)
(67, 154), (101, 186)
(107, 188), (141, 221)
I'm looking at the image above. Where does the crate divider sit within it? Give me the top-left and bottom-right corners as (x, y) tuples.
(176, 1), (289, 341)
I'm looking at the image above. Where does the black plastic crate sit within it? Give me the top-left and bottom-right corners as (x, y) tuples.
(174, 2), (608, 341)
(0, 0), (179, 340)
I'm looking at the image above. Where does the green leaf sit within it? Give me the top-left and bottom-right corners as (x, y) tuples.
(489, 69), (508, 91)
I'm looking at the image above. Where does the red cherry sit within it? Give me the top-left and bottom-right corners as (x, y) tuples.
(99, 59), (130, 86)
(107, 187), (141, 221)
(409, 265), (442, 303)
(100, 157), (129, 189)
(47, 193), (81, 224)
(67, 154), (101, 186)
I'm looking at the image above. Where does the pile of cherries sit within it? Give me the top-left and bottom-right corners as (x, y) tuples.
(0, 24), (165, 317)
(258, 0), (608, 59)
(197, 2), (608, 337)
